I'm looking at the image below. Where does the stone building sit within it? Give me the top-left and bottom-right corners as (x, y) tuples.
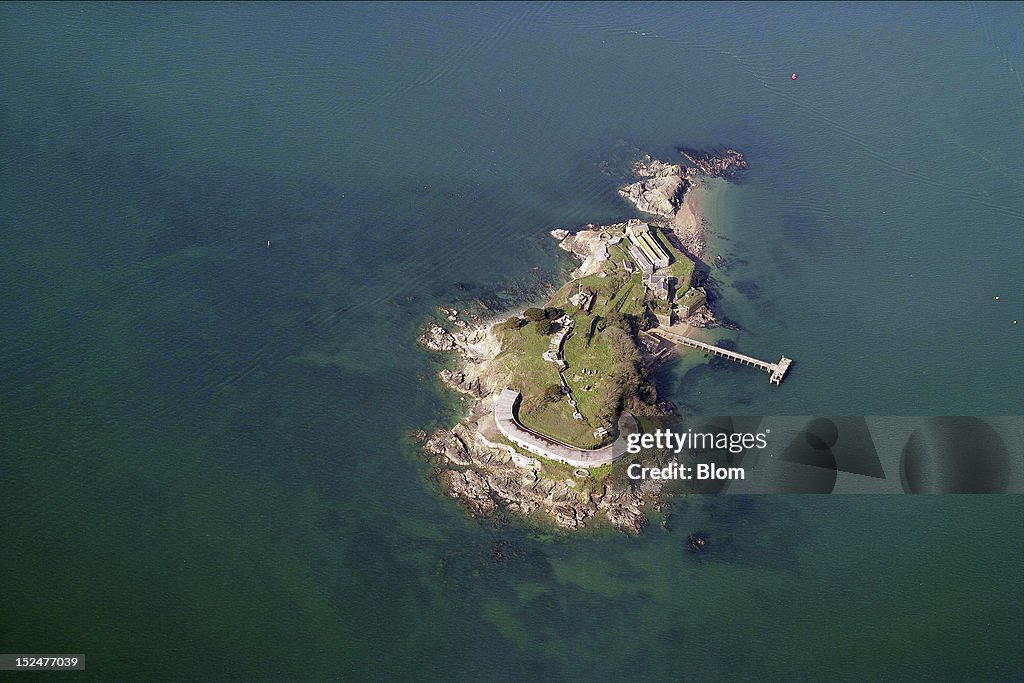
(678, 286), (707, 318)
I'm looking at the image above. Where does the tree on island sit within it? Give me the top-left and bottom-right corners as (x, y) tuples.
(593, 325), (646, 427)
(639, 308), (657, 331)
(535, 318), (557, 335)
(502, 316), (526, 331)
(523, 307), (546, 322)
(593, 387), (620, 428)
(598, 311), (635, 335)
(543, 384), (564, 402)
(543, 306), (564, 320)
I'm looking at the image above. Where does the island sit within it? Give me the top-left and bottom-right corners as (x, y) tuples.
(417, 147), (788, 532)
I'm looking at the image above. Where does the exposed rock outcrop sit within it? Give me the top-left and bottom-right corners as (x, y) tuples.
(687, 305), (719, 328)
(441, 469), (498, 516)
(424, 407), (652, 533)
(618, 157), (695, 217)
(439, 368), (483, 398)
(435, 443), (646, 532)
(603, 488), (647, 534)
(424, 429), (473, 466)
(555, 221), (634, 277)
(418, 323), (458, 352)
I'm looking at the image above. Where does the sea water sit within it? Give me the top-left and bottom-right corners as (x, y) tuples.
(2, 3), (1021, 679)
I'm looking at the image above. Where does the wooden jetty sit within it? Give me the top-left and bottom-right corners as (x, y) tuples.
(650, 327), (793, 385)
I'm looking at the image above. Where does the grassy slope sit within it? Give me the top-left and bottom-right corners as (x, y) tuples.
(519, 400), (602, 449)
(657, 227), (694, 292)
(500, 323), (560, 393)
(499, 318), (604, 448)
(679, 289), (705, 309)
(561, 315), (617, 423)
(496, 227), (695, 448)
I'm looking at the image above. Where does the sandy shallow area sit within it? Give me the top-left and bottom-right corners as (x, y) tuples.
(670, 179), (708, 258)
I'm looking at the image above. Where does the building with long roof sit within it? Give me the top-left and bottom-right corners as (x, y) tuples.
(626, 221), (670, 270)
(628, 245), (654, 274)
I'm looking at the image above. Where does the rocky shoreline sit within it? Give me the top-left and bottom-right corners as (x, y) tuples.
(678, 146), (749, 179)
(417, 146), (747, 533)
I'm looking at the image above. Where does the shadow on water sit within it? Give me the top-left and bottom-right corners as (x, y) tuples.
(732, 279), (761, 301)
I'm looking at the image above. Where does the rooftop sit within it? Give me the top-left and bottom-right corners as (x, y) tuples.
(628, 245), (654, 273)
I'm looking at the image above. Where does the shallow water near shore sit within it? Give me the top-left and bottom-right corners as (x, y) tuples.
(2, 3), (1022, 679)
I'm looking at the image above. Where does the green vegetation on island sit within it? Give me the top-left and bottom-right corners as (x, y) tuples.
(421, 148), (750, 533)
(495, 221), (697, 449)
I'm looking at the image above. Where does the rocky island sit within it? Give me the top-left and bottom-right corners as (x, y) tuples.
(418, 147), (752, 533)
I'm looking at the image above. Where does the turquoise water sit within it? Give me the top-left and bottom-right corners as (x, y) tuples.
(2, 3), (1022, 680)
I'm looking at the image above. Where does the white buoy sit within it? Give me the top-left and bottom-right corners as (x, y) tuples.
(995, 295), (1000, 300)
(267, 240), (271, 247)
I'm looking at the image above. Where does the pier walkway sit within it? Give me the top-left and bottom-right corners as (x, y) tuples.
(649, 327), (792, 385)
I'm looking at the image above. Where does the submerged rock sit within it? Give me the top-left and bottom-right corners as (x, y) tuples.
(678, 147), (749, 178)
